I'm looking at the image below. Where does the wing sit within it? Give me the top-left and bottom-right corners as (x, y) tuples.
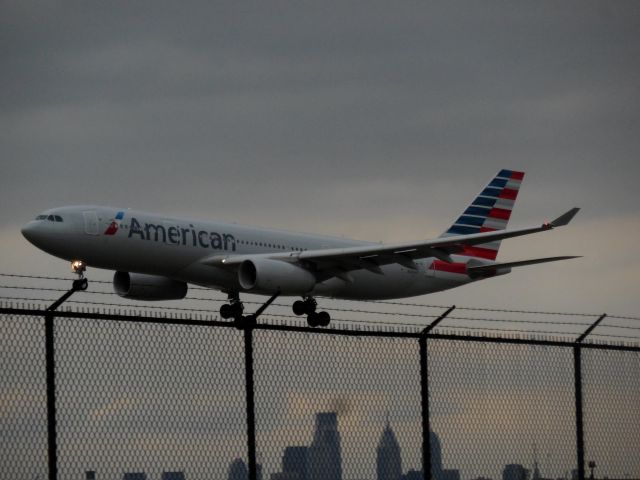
(201, 208), (580, 279)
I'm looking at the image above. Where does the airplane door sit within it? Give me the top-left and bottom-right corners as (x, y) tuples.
(82, 211), (99, 235)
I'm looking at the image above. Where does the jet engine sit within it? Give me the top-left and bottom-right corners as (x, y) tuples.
(238, 259), (316, 294)
(113, 271), (188, 301)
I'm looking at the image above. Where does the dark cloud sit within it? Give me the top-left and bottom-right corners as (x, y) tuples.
(1, 1), (639, 312)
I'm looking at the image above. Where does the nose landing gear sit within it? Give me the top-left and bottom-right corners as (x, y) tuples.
(292, 297), (331, 327)
(70, 260), (88, 291)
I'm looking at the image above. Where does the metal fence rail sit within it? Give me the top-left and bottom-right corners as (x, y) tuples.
(1, 297), (639, 480)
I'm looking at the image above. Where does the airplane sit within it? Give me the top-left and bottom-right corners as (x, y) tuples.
(21, 169), (580, 327)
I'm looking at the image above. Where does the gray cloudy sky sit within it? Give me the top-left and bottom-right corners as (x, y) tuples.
(1, 1), (640, 318)
(2, 4), (640, 479)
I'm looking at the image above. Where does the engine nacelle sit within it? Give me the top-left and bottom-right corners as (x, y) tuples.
(113, 271), (188, 301)
(238, 259), (316, 294)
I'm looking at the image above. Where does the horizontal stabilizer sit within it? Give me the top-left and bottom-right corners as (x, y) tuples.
(467, 255), (581, 277)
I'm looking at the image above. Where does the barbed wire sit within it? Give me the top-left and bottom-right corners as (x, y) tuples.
(353, 298), (605, 318)
(0, 273), (211, 290)
(446, 315), (640, 331)
(0, 296), (215, 314)
(1, 273), (639, 335)
(3, 295), (640, 340)
(1, 272), (628, 318)
(0, 286), (599, 326)
(1, 285), (633, 331)
(423, 324), (638, 340)
(3, 297), (639, 341)
(608, 314), (640, 321)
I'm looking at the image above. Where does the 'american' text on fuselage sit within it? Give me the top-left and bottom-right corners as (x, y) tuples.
(128, 218), (236, 251)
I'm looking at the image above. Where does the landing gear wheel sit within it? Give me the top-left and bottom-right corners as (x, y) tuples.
(220, 295), (244, 320)
(292, 300), (306, 316)
(293, 297), (316, 316)
(307, 313), (319, 327)
(220, 304), (234, 319)
(307, 311), (330, 327)
(73, 278), (88, 291)
(316, 311), (331, 327)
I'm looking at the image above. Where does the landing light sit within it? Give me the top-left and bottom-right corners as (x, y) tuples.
(71, 260), (87, 276)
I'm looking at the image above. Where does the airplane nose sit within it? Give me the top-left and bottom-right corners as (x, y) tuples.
(21, 221), (42, 245)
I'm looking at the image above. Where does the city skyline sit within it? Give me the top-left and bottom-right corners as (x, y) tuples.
(56, 411), (640, 480)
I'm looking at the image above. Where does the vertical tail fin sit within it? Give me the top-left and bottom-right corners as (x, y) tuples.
(440, 169), (525, 260)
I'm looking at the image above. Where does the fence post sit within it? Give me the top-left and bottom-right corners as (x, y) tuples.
(420, 306), (455, 480)
(573, 345), (585, 480)
(419, 333), (431, 480)
(244, 320), (258, 480)
(573, 313), (606, 480)
(44, 311), (58, 480)
(43, 278), (87, 480)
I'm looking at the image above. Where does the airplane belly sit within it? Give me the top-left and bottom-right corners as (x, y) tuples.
(313, 267), (412, 300)
(313, 265), (471, 300)
(71, 234), (199, 276)
(175, 263), (239, 291)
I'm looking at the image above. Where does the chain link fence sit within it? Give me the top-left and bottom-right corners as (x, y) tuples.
(1, 301), (639, 480)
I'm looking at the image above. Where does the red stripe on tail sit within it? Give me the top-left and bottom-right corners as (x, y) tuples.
(499, 188), (518, 200)
(489, 208), (511, 220)
(460, 246), (498, 260)
(431, 261), (468, 274)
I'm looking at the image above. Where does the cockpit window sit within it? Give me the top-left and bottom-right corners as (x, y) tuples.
(35, 214), (63, 221)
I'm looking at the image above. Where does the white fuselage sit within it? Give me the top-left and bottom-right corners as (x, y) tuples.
(22, 205), (477, 300)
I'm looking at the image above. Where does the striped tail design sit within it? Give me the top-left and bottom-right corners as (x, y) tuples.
(440, 169), (525, 260)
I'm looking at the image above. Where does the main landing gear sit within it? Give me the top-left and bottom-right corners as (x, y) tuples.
(292, 297), (331, 327)
(220, 293), (331, 328)
(219, 292), (244, 321)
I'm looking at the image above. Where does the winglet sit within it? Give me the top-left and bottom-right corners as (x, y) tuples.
(550, 207), (580, 227)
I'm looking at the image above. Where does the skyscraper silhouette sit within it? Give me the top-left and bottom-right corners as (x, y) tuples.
(503, 464), (530, 480)
(400, 430), (458, 480)
(229, 457), (264, 480)
(430, 430), (443, 480)
(229, 459), (249, 480)
(122, 474), (147, 480)
(283, 446), (309, 480)
(376, 420), (402, 480)
(308, 412), (342, 480)
(161, 472), (185, 480)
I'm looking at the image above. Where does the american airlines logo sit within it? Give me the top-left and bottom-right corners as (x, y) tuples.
(104, 211), (125, 235)
(127, 217), (236, 251)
